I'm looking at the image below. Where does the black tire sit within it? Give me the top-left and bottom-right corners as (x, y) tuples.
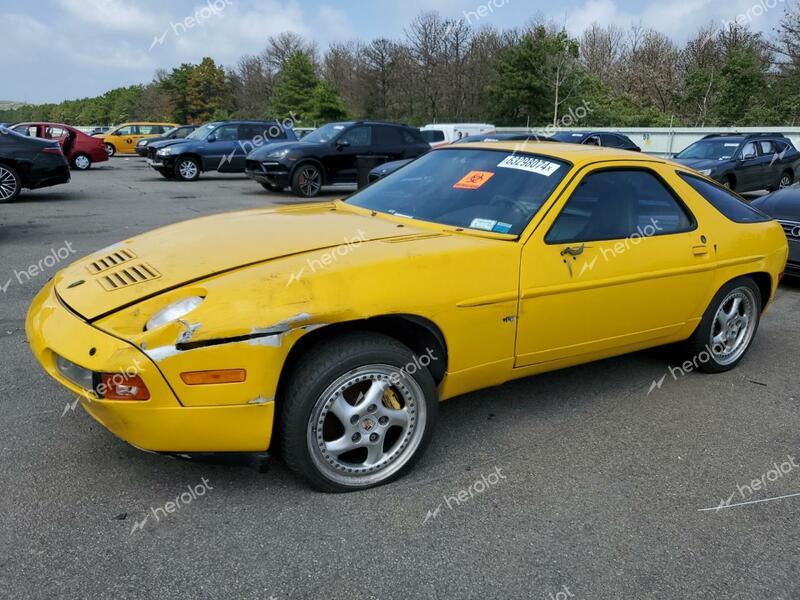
(173, 156), (201, 181)
(778, 170), (794, 190)
(291, 164), (323, 198)
(260, 181), (284, 192)
(280, 332), (439, 492)
(687, 277), (762, 374)
(0, 163), (21, 203)
(71, 153), (92, 170)
(104, 143), (116, 157)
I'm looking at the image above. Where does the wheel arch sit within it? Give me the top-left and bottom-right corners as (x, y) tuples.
(743, 271), (772, 310)
(272, 314), (448, 443)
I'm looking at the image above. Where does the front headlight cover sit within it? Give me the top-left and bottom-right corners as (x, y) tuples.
(266, 148), (291, 160)
(145, 296), (204, 331)
(698, 168), (713, 176)
(156, 147), (173, 157)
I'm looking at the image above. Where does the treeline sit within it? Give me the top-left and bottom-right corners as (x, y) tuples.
(3, 6), (800, 128)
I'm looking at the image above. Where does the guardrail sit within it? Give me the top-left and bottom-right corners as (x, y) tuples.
(497, 126), (800, 157)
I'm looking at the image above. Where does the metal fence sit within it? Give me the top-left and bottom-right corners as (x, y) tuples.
(497, 126), (800, 157)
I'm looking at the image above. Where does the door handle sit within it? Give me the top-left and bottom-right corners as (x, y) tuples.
(692, 245), (708, 256)
(560, 244), (585, 257)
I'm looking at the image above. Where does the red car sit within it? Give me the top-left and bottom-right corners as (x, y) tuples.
(10, 122), (108, 170)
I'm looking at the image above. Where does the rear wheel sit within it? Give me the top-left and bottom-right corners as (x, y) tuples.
(779, 170), (794, 189)
(687, 277), (762, 373)
(71, 153), (92, 170)
(174, 157), (200, 181)
(104, 143), (116, 157)
(0, 164), (21, 203)
(280, 332), (439, 492)
(291, 164), (322, 198)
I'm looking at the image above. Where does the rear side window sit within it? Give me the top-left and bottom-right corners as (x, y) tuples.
(402, 128), (425, 145)
(546, 169), (694, 244)
(678, 172), (771, 223)
(375, 126), (404, 146)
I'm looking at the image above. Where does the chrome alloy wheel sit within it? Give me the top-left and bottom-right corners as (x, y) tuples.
(709, 287), (758, 366)
(298, 166), (321, 196)
(74, 155), (91, 170)
(0, 166), (18, 200)
(307, 364), (426, 487)
(779, 173), (793, 188)
(178, 159), (198, 180)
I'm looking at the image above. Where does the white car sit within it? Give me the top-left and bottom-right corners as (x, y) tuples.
(419, 123), (495, 148)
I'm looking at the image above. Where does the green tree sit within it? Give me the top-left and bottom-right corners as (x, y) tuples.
(310, 81), (347, 123)
(269, 51), (319, 121)
(717, 47), (767, 125)
(185, 58), (232, 123)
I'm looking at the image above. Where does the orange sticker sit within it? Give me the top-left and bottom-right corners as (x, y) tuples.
(453, 170), (495, 190)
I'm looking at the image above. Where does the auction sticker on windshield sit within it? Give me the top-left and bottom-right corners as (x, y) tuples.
(454, 171), (495, 190)
(498, 155), (561, 176)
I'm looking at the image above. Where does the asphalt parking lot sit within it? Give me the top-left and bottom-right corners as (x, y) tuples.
(1, 157), (799, 600)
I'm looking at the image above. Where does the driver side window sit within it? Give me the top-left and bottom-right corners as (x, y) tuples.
(546, 169), (694, 244)
(338, 126), (372, 146)
(740, 142), (757, 160)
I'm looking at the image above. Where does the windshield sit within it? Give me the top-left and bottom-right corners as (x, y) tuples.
(347, 148), (569, 235)
(302, 123), (347, 144)
(420, 130), (445, 143)
(187, 123), (219, 140)
(677, 140), (741, 160)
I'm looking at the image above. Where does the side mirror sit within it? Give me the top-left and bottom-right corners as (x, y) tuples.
(207, 134), (216, 143)
(336, 140), (350, 149)
(742, 152), (756, 161)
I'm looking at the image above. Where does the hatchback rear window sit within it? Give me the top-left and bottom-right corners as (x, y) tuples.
(678, 172), (772, 223)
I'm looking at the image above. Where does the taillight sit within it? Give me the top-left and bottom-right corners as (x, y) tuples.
(97, 373), (150, 401)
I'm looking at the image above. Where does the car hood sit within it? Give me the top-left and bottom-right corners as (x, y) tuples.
(671, 157), (725, 171)
(247, 140), (324, 160)
(752, 187), (800, 221)
(147, 138), (194, 151)
(54, 203), (434, 320)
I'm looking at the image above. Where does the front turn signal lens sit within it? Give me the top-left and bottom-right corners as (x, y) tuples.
(98, 373), (151, 401)
(180, 369), (247, 386)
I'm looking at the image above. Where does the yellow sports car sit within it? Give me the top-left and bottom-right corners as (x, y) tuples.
(26, 143), (788, 492)
(99, 122), (178, 156)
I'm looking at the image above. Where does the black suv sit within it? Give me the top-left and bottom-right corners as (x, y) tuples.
(245, 121), (430, 197)
(673, 133), (799, 193)
(550, 131), (641, 151)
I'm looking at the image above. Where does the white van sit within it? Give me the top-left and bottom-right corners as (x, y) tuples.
(419, 123), (496, 148)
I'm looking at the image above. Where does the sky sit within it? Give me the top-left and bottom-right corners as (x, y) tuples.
(0, 0), (791, 104)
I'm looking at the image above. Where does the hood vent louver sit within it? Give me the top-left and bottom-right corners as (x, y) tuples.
(97, 263), (161, 291)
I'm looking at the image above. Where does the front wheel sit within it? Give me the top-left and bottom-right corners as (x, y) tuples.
(291, 164), (322, 198)
(0, 164), (21, 203)
(778, 171), (794, 189)
(687, 277), (762, 373)
(71, 153), (92, 170)
(280, 332), (439, 492)
(104, 143), (116, 157)
(174, 157), (201, 181)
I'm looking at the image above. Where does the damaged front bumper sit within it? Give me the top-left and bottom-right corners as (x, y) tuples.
(26, 279), (278, 453)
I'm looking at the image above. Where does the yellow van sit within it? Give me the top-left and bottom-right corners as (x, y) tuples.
(100, 122), (178, 156)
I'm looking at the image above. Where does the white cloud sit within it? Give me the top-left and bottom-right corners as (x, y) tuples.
(56, 0), (159, 31)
